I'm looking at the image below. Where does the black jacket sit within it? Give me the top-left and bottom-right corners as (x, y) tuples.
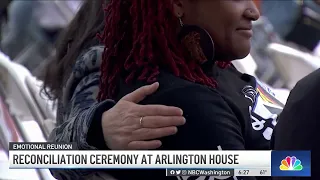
(108, 64), (283, 180)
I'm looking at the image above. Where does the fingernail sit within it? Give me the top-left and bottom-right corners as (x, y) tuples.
(182, 117), (186, 124)
(150, 82), (159, 87)
(179, 109), (183, 115)
(173, 127), (178, 133)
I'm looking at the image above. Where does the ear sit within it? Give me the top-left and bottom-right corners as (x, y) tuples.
(172, 0), (185, 18)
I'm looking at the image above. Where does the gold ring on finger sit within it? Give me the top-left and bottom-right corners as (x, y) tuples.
(139, 116), (144, 127)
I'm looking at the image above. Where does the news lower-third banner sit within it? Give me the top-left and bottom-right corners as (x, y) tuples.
(8, 142), (311, 177)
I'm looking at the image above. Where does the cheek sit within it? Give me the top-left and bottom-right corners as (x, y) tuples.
(212, 20), (245, 51)
(229, 33), (252, 58)
(183, 2), (207, 25)
(210, 25), (251, 59)
(206, 21), (232, 51)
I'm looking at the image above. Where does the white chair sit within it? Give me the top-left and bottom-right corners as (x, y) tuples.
(0, 52), (57, 138)
(25, 76), (57, 134)
(267, 43), (320, 89)
(0, 51), (55, 180)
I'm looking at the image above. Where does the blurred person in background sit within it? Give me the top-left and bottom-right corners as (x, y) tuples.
(272, 68), (320, 180)
(1, 0), (82, 60)
(261, 0), (320, 52)
(35, 0), (83, 44)
(44, 0), (286, 179)
(0, 0), (39, 59)
(0, 0), (11, 46)
(285, 0), (320, 52)
(261, 0), (300, 40)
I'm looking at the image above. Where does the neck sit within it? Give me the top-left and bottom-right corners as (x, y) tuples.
(214, 50), (235, 62)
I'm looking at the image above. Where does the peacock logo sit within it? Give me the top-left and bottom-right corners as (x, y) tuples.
(280, 156), (303, 171)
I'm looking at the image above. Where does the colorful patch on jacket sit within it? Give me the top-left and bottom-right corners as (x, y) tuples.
(245, 81), (284, 141)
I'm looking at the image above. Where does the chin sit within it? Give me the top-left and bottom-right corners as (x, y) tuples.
(236, 51), (250, 59)
(233, 44), (251, 60)
(215, 42), (251, 60)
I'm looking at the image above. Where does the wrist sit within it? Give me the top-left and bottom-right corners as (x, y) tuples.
(86, 100), (115, 150)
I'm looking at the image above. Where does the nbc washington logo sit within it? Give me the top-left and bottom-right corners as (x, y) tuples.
(280, 156), (303, 171)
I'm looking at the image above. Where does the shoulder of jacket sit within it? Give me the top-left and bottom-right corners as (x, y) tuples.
(72, 46), (104, 77)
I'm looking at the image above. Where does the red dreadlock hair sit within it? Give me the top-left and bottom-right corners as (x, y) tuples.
(97, 0), (229, 101)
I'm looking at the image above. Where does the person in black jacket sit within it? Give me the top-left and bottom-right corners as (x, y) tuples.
(93, 0), (276, 179)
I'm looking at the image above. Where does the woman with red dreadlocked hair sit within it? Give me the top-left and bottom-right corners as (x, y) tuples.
(47, 0), (286, 179)
(93, 0), (278, 179)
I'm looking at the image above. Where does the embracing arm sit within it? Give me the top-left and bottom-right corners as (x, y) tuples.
(49, 73), (117, 179)
(48, 47), (117, 179)
(49, 46), (112, 150)
(49, 72), (114, 149)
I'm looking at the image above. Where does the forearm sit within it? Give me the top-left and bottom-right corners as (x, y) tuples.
(48, 72), (115, 178)
(48, 98), (115, 179)
(49, 99), (114, 149)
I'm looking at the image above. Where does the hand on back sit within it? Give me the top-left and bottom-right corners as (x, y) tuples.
(101, 82), (185, 150)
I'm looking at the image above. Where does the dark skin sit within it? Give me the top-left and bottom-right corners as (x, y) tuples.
(173, 0), (260, 61)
